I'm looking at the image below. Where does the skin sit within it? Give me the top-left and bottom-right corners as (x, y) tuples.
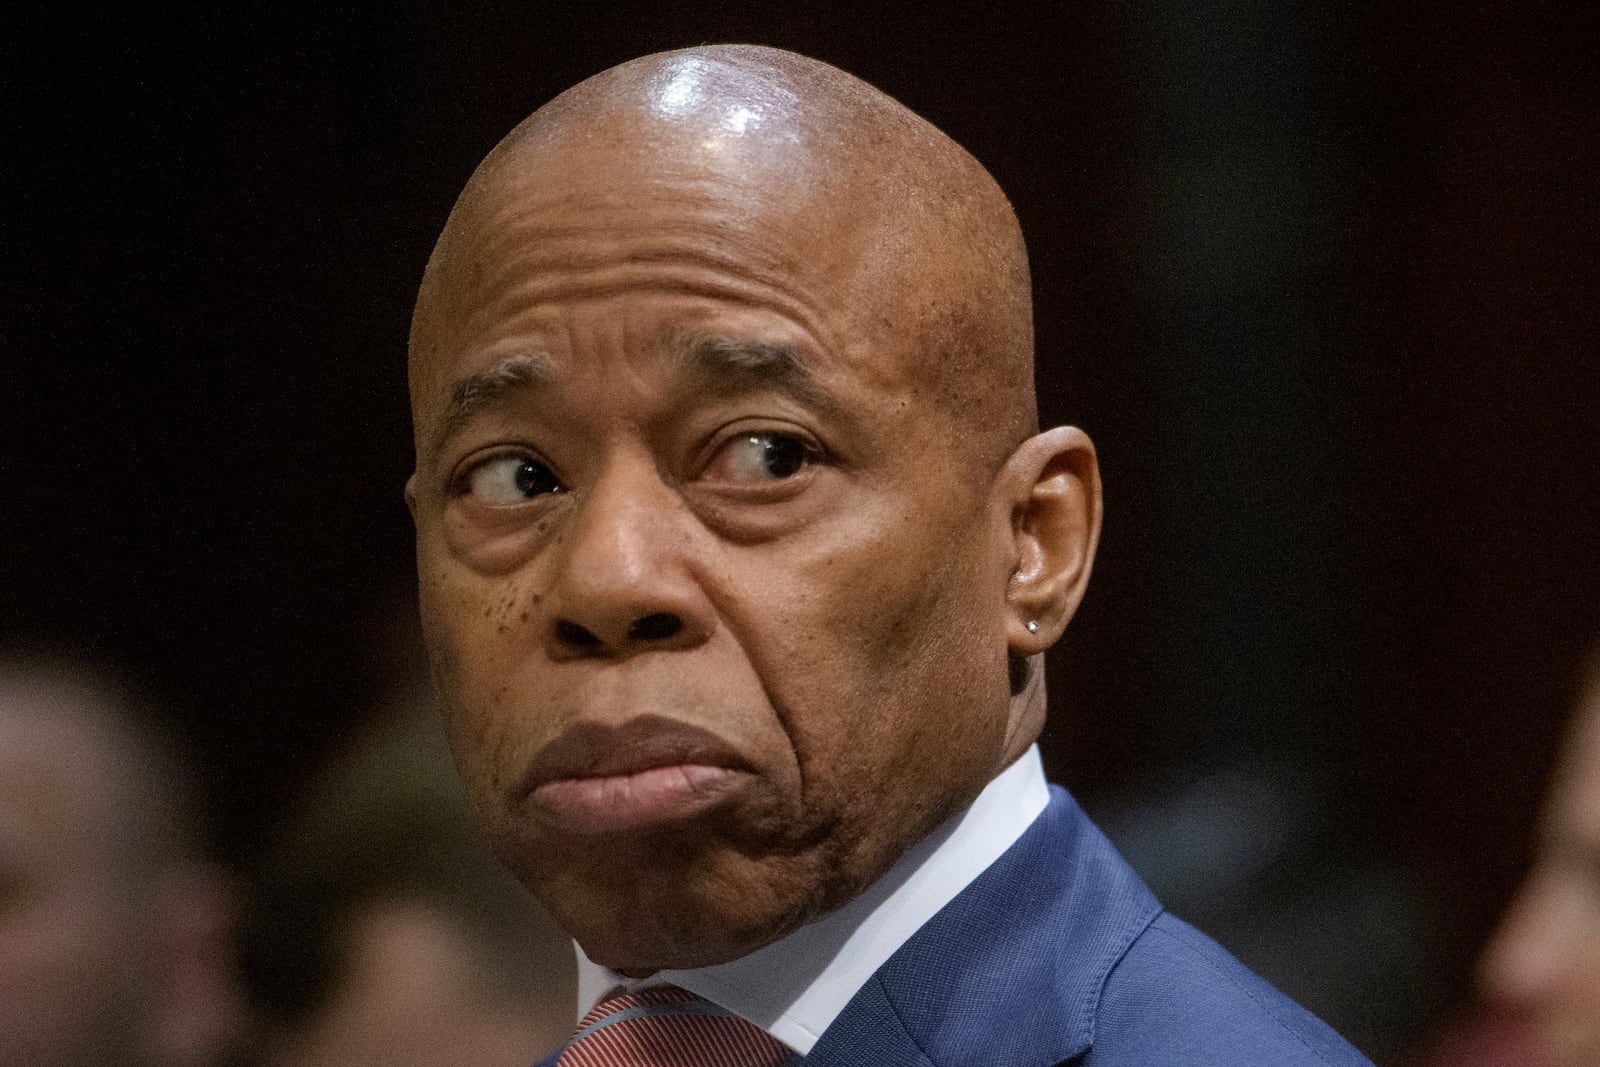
(1479, 673), (1600, 1067)
(0, 677), (240, 1067)
(268, 901), (564, 1067)
(407, 45), (1101, 973)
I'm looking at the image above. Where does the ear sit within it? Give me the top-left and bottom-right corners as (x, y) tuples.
(996, 426), (1101, 655)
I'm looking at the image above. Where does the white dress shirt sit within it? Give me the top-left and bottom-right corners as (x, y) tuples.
(574, 744), (1050, 1055)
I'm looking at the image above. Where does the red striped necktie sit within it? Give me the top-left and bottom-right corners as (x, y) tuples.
(556, 985), (798, 1066)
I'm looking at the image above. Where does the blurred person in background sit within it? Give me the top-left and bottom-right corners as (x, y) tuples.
(0, 655), (244, 1067)
(241, 694), (574, 1067)
(1477, 642), (1600, 1066)
(1414, 641), (1600, 1067)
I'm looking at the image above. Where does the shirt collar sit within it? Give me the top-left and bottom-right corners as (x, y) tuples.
(574, 744), (1049, 1055)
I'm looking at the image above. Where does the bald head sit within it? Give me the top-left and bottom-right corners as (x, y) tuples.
(411, 45), (1036, 476)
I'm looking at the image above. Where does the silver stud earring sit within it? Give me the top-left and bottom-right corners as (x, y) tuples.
(1025, 620), (1039, 633)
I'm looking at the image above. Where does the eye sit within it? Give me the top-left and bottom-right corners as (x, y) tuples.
(704, 432), (813, 485)
(462, 453), (563, 505)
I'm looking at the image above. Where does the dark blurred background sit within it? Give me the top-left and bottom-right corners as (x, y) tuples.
(4, 2), (1595, 1059)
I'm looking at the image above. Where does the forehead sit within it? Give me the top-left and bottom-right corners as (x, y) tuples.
(456, 176), (831, 339)
(411, 128), (933, 426)
(460, 116), (877, 311)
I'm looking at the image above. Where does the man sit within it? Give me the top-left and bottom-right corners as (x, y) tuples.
(0, 657), (243, 1067)
(405, 45), (1371, 1065)
(1474, 644), (1600, 1066)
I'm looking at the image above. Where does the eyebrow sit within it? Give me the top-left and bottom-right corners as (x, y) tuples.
(433, 351), (555, 456)
(429, 333), (833, 458)
(667, 332), (832, 413)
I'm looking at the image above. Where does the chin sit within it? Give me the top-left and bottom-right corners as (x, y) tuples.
(491, 775), (938, 971)
(530, 842), (842, 973)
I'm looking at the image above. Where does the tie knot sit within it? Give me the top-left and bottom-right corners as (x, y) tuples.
(557, 985), (796, 1066)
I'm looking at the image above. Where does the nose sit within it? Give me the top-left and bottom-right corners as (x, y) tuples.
(544, 455), (714, 659)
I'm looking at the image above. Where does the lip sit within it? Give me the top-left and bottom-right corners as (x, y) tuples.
(520, 717), (755, 835)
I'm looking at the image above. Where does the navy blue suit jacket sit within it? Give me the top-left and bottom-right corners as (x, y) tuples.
(539, 786), (1372, 1065)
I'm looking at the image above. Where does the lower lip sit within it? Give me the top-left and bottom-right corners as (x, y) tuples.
(529, 764), (748, 834)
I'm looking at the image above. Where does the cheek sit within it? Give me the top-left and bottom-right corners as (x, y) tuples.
(844, 516), (999, 692)
(747, 510), (1007, 794)
(417, 552), (539, 796)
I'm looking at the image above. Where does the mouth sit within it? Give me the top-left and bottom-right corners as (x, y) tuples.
(520, 717), (756, 835)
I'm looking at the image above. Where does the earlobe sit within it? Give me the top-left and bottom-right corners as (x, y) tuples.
(1001, 426), (1101, 654)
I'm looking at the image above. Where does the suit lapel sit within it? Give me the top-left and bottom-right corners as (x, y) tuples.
(801, 974), (937, 1067)
(805, 787), (1160, 1067)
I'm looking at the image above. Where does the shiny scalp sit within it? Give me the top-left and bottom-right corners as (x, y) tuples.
(408, 44), (1039, 479)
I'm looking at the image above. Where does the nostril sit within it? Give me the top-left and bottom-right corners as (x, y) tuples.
(555, 620), (602, 648)
(628, 613), (683, 642)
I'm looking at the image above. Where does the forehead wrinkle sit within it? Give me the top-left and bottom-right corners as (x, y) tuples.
(463, 196), (825, 315)
(468, 255), (827, 325)
(432, 351), (555, 457)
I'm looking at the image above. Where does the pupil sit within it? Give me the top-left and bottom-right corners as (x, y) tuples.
(762, 436), (805, 478)
(514, 459), (558, 497)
